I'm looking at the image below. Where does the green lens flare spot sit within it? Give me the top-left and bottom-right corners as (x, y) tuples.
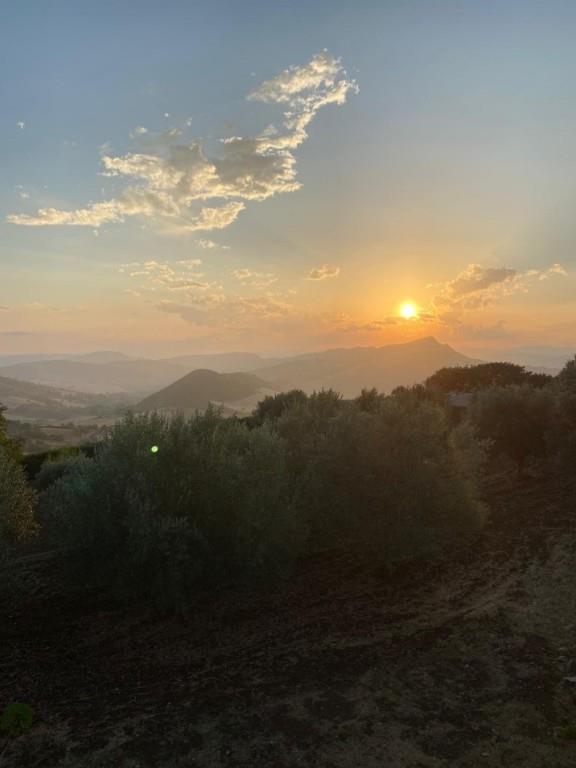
(150, 445), (159, 454)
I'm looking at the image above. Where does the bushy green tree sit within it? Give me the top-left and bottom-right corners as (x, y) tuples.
(468, 385), (554, 477)
(390, 384), (441, 408)
(0, 446), (38, 547)
(277, 396), (486, 561)
(250, 389), (308, 425)
(0, 405), (23, 463)
(546, 381), (576, 473)
(426, 362), (552, 393)
(556, 354), (576, 394)
(355, 387), (386, 413)
(32, 450), (86, 492)
(46, 410), (303, 613)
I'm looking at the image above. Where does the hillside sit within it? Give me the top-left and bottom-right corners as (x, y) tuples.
(0, 375), (133, 423)
(136, 369), (274, 413)
(0, 351), (132, 368)
(162, 352), (277, 372)
(257, 336), (478, 396)
(3, 468), (576, 766)
(0, 354), (276, 394)
(0, 358), (188, 395)
(0, 338), (477, 398)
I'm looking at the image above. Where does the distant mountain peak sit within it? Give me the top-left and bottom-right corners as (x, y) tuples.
(403, 336), (442, 347)
(136, 369), (271, 413)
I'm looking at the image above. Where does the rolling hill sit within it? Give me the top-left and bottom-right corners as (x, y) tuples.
(255, 336), (479, 397)
(0, 337), (478, 400)
(0, 351), (132, 368)
(0, 358), (188, 395)
(0, 352), (278, 394)
(136, 369), (275, 414)
(0, 375), (134, 422)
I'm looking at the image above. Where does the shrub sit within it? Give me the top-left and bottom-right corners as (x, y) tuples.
(33, 451), (87, 493)
(390, 383), (441, 408)
(468, 385), (554, 477)
(556, 354), (576, 394)
(0, 447), (38, 548)
(277, 396), (486, 561)
(0, 405), (23, 464)
(355, 387), (385, 413)
(250, 389), (308, 425)
(547, 389), (576, 474)
(46, 410), (303, 613)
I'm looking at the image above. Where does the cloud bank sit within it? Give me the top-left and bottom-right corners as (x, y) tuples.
(8, 52), (357, 235)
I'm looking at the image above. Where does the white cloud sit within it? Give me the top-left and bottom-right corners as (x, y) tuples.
(120, 258), (211, 293)
(8, 52), (356, 234)
(232, 268), (277, 288)
(17, 121), (25, 130)
(175, 258), (203, 268)
(249, 51), (357, 151)
(196, 238), (230, 250)
(307, 264), (340, 280)
(7, 201), (125, 227)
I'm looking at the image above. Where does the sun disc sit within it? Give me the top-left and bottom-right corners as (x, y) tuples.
(400, 302), (418, 319)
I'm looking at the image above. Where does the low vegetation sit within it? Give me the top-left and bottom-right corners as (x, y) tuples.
(2, 356), (575, 616)
(0, 447), (38, 550)
(16, 388), (486, 613)
(44, 410), (300, 613)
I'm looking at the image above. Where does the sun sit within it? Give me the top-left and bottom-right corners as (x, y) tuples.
(399, 302), (418, 319)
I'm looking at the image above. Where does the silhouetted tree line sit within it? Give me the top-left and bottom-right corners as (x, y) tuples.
(1, 356), (575, 613)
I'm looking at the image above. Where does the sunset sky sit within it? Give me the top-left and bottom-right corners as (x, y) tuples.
(2, 0), (575, 358)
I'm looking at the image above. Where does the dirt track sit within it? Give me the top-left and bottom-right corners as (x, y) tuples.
(2, 470), (576, 767)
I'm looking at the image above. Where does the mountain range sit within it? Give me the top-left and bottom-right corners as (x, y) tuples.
(134, 337), (480, 412)
(0, 337), (489, 420)
(0, 352), (273, 394)
(0, 337), (475, 398)
(254, 337), (478, 398)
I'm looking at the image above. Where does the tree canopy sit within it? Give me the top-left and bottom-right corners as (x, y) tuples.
(425, 362), (552, 393)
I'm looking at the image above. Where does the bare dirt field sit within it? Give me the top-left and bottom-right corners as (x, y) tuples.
(2, 469), (576, 767)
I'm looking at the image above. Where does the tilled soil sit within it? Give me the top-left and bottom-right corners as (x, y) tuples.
(2, 470), (576, 767)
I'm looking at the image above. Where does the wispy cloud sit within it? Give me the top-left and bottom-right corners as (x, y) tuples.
(158, 293), (297, 331)
(232, 268), (277, 288)
(119, 259), (211, 292)
(430, 262), (566, 321)
(307, 264), (340, 280)
(8, 52), (357, 235)
(196, 238), (230, 250)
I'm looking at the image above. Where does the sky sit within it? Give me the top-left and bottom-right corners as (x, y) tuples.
(1, 0), (576, 359)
